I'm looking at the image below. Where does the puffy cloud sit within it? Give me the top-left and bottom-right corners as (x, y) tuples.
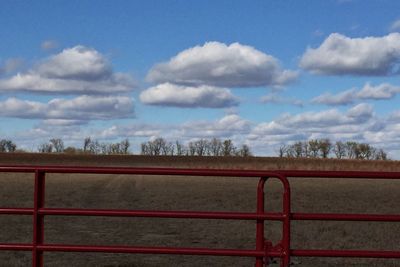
(140, 82), (239, 108)
(37, 45), (111, 80)
(247, 104), (380, 155)
(0, 72), (134, 94)
(311, 89), (357, 105)
(181, 114), (251, 138)
(280, 103), (373, 128)
(357, 83), (400, 99)
(96, 114), (251, 142)
(98, 124), (162, 139)
(280, 109), (349, 128)
(390, 19), (400, 32)
(41, 119), (87, 126)
(261, 94), (304, 107)
(0, 95), (134, 121)
(300, 33), (400, 75)
(312, 83), (400, 106)
(147, 42), (297, 87)
(0, 58), (23, 75)
(0, 98), (45, 118)
(346, 103), (374, 120)
(41, 40), (59, 51)
(388, 110), (400, 122)
(0, 46), (135, 94)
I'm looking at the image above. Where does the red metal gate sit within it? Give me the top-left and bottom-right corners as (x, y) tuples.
(0, 166), (400, 267)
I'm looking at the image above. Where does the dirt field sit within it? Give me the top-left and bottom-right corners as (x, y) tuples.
(0, 154), (400, 266)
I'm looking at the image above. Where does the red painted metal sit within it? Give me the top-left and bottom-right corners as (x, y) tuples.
(32, 170), (45, 267)
(0, 165), (400, 267)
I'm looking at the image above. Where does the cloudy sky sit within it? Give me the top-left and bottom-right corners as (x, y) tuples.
(1, 0), (400, 157)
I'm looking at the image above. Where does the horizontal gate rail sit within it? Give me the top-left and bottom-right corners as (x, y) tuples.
(0, 165), (400, 267)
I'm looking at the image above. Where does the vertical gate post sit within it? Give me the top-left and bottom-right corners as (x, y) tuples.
(32, 170), (45, 267)
(258, 175), (292, 267)
(278, 174), (291, 267)
(255, 177), (267, 267)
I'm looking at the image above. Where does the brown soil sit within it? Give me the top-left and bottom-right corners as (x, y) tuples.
(0, 154), (399, 266)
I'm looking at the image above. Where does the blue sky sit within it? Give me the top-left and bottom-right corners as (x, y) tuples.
(1, 0), (400, 157)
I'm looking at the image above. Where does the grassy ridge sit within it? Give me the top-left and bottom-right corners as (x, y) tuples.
(0, 153), (399, 171)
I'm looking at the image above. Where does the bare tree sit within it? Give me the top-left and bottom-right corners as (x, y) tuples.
(278, 145), (288, 158)
(141, 138), (170, 155)
(50, 138), (64, 153)
(308, 139), (319, 158)
(237, 144), (252, 157)
(120, 139), (130, 154)
(161, 141), (174, 155)
(303, 141), (310, 158)
(38, 143), (53, 153)
(175, 141), (185, 155)
(318, 139), (331, 158)
(374, 149), (388, 160)
(293, 141), (303, 158)
(188, 142), (196, 156)
(141, 143), (149, 155)
(193, 139), (209, 156)
(0, 139), (16, 152)
(357, 143), (374, 160)
(209, 138), (222, 156)
(333, 141), (346, 159)
(83, 137), (92, 153)
(345, 141), (357, 159)
(88, 140), (101, 154)
(222, 139), (236, 156)
(153, 138), (166, 155)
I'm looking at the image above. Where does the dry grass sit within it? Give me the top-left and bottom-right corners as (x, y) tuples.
(0, 154), (400, 266)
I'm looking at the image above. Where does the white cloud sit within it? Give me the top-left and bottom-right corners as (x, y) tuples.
(98, 124), (162, 139)
(280, 109), (349, 128)
(311, 89), (357, 105)
(280, 103), (373, 128)
(312, 83), (400, 106)
(0, 72), (134, 94)
(247, 104), (379, 155)
(356, 83), (400, 99)
(147, 41), (297, 87)
(390, 19), (400, 32)
(140, 82), (239, 108)
(0, 58), (23, 75)
(261, 94), (304, 107)
(41, 40), (59, 51)
(41, 119), (87, 126)
(0, 98), (45, 118)
(96, 114), (251, 142)
(0, 46), (135, 94)
(388, 110), (400, 122)
(0, 95), (134, 121)
(346, 103), (374, 120)
(300, 33), (400, 75)
(37, 45), (111, 80)
(181, 114), (251, 138)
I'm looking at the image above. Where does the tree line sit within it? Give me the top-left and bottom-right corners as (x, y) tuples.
(278, 139), (388, 160)
(140, 137), (252, 156)
(0, 137), (389, 160)
(37, 137), (131, 155)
